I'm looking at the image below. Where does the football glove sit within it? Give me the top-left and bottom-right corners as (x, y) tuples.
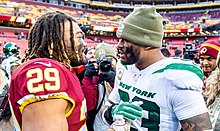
(111, 101), (143, 121)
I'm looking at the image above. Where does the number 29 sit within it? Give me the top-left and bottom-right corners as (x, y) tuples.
(26, 68), (60, 93)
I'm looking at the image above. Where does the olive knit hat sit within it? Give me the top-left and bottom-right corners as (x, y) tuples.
(95, 43), (117, 61)
(116, 6), (163, 47)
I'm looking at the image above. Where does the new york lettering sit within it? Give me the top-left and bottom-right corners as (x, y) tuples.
(119, 81), (156, 98)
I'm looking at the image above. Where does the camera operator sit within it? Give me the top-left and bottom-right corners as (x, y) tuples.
(82, 43), (117, 131)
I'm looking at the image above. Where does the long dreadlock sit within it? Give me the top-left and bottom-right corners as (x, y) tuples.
(22, 11), (76, 69)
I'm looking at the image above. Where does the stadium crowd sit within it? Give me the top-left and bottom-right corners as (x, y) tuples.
(1, 5), (220, 131)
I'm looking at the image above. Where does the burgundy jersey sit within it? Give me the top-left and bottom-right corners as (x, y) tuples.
(9, 58), (87, 131)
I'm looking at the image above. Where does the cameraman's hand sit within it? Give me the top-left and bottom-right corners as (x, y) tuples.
(99, 68), (116, 82)
(84, 63), (98, 78)
(111, 101), (143, 121)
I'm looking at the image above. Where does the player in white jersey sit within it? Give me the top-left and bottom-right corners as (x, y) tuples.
(102, 6), (212, 131)
(1, 42), (21, 80)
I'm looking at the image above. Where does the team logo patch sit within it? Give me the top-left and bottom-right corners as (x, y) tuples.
(116, 23), (124, 38)
(200, 47), (207, 54)
(118, 68), (124, 80)
(144, 34), (150, 39)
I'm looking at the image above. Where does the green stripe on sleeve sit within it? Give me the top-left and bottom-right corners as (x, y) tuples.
(152, 63), (204, 80)
(124, 65), (128, 70)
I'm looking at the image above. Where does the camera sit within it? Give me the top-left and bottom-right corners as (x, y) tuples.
(97, 56), (112, 74)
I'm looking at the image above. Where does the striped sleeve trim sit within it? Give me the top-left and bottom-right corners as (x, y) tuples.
(18, 92), (75, 117)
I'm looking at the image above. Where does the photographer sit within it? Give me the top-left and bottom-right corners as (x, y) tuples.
(82, 43), (117, 131)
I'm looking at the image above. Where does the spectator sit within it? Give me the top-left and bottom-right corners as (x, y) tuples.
(198, 40), (220, 87)
(82, 43), (117, 131)
(9, 11), (87, 131)
(101, 6), (212, 131)
(84, 46), (96, 64)
(160, 48), (171, 57)
(174, 49), (183, 58)
(203, 52), (220, 130)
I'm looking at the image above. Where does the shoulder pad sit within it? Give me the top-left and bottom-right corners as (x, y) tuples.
(153, 59), (203, 91)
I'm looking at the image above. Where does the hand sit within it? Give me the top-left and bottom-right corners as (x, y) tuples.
(111, 101), (143, 121)
(99, 68), (116, 82)
(84, 63), (98, 78)
(108, 115), (131, 131)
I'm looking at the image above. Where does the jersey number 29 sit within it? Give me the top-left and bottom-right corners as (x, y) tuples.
(26, 68), (60, 93)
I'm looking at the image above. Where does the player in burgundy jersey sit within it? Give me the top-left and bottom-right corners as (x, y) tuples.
(9, 11), (87, 131)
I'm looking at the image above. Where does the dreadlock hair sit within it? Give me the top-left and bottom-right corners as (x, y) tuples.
(22, 11), (77, 69)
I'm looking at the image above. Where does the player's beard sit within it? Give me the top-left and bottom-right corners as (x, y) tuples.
(70, 53), (86, 67)
(120, 44), (140, 65)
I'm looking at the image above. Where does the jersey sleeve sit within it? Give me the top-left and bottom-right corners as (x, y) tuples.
(14, 61), (75, 116)
(166, 61), (207, 120)
(170, 88), (208, 120)
(164, 62), (204, 92)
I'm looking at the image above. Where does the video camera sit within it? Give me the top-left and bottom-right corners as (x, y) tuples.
(183, 43), (199, 63)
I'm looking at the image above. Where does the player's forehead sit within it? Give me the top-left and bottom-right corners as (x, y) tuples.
(63, 20), (83, 37)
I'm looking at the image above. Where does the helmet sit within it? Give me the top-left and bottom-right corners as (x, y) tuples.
(3, 42), (20, 58)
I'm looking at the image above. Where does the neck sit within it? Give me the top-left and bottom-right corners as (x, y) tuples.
(135, 50), (165, 70)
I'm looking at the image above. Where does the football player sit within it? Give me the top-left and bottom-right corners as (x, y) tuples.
(101, 6), (212, 131)
(9, 11), (87, 131)
(1, 42), (21, 80)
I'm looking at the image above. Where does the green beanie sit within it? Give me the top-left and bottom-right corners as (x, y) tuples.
(95, 43), (117, 61)
(116, 6), (163, 47)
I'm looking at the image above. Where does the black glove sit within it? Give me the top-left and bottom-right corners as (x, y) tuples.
(99, 68), (116, 82)
(84, 63), (98, 78)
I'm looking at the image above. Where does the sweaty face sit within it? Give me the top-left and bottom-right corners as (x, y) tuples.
(64, 21), (86, 67)
(199, 55), (217, 74)
(117, 39), (140, 65)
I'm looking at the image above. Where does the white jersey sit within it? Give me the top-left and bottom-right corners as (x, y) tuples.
(108, 58), (208, 131)
(1, 55), (20, 80)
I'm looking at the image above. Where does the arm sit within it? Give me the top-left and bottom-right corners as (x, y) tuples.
(22, 98), (71, 131)
(170, 89), (212, 131)
(81, 76), (99, 111)
(180, 112), (212, 131)
(82, 62), (99, 111)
